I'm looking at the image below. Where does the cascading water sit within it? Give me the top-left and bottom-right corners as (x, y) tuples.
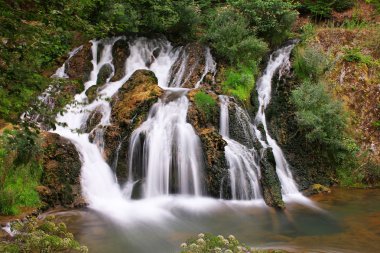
(219, 95), (262, 200)
(49, 37), (217, 221)
(127, 89), (204, 198)
(253, 43), (301, 197)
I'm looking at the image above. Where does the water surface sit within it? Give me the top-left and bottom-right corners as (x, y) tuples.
(52, 188), (380, 253)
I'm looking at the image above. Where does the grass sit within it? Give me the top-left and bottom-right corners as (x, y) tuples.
(343, 47), (379, 66)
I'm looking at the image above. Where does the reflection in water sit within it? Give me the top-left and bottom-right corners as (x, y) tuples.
(51, 188), (380, 253)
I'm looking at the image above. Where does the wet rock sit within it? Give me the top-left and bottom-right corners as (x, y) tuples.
(66, 42), (93, 81)
(103, 70), (163, 183)
(169, 43), (207, 88)
(96, 63), (113, 86)
(111, 39), (129, 82)
(85, 85), (99, 103)
(40, 132), (85, 208)
(85, 106), (103, 133)
(187, 90), (230, 198)
(260, 148), (285, 209)
(304, 184), (331, 196)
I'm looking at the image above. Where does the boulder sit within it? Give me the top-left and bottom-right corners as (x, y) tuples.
(260, 148), (285, 209)
(111, 39), (129, 82)
(40, 132), (85, 208)
(65, 42), (93, 82)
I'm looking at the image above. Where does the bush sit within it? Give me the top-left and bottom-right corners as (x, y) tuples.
(194, 91), (217, 123)
(0, 128), (42, 215)
(222, 65), (256, 103)
(293, 45), (330, 82)
(291, 80), (348, 158)
(228, 0), (298, 45)
(202, 8), (268, 67)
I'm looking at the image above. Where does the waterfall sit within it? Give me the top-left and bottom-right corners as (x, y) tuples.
(254, 43), (300, 196)
(127, 90), (204, 198)
(50, 37), (215, 217)
(219, 95), (262, 200)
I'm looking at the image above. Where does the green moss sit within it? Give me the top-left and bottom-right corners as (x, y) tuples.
(194, 91), (217, 123)
(222, 66), (256, 104)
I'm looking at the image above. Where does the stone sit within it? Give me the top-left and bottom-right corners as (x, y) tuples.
(40, 132), (85, 208)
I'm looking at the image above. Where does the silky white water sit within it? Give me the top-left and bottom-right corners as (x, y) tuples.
(47, 37), (318, 225)
(219, 95), (262, 200)
(253, 43), (317, 206)
(49, 37), (220, 223)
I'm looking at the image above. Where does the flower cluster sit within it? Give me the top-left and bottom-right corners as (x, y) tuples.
(179, 233), (255, 253)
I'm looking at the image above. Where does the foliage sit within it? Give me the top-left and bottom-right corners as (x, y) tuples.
(179, 233), (288, 253)
(202, 8), (268, 67)
(366, 0), (380, 12)
(301, 0), (355, 19)
(222, 66), (256, 103)
(343, 48), (378, 66)
(293, 45), (330, 82)
(300, 23), (316, 43)
(292, 80), (347, 148)
(228, 0), (299, 45)
(0, 128), (42, 215)
(0, 216), (88, 253)
(194, 91), (217, 123)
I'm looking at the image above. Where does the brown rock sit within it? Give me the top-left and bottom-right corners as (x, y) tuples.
(40, 132), (84, 208)
(66, 42), (93, 81)
(102, 70), (163, 182)
(169, 43), (207, 88)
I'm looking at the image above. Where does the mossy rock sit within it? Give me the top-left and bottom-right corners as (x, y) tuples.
(85, 85), (99, 103)
(96, 63), (113, 86)
(260, 148), (285, 209)
(111, 39), (129, 82)
(40, 132), (85, 208)
(103, 70), (163, 183)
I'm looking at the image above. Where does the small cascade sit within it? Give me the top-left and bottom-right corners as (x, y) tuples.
(51, 45), (83, 79)
(219, 95), (262, 200)
(254, 43), (300, 196)
(128, 89), (204, 198)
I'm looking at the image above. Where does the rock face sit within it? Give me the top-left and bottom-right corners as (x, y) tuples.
(102, 70), (163, 183)
(187, 90), (230, 198)
(111, 39), (129, 82)
(260, 148), (285, 209)
(169, 43), (209, 88)
(65, 42), (93, 81)
(39, 132), (85, 208)
(266, 73), (333, 190)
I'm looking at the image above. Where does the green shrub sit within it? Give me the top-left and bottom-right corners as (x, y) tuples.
(202, 8), (268, 67)
(194, 91), (217, 123)
(291, 80), (348, 158)
(0, 216), (88, 253)
(293, 45), (330, 82)
(228, 0), (298, 45)
(222, 65), (256, 103)
(343, 48), (377, 66)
